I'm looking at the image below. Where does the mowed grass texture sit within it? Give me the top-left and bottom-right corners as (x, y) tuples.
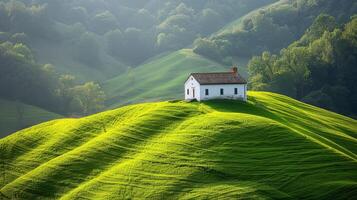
(0, 99), (62, 138)
(1, 92), (356, 199)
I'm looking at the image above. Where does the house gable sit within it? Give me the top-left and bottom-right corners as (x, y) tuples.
(185, 75), (201, 101)
(184, 75), (200, 86)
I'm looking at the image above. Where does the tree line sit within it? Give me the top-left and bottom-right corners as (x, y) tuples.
(0, 41), (105, 115)
(193, 0), (357, 65)
(248, 15), (357, 117)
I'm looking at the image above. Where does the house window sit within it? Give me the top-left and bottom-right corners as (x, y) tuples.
(220, 88), (224, 95)
(234, 88), (238, 95)
(187, 89), (189, 95)
(205, 89), (209, 96)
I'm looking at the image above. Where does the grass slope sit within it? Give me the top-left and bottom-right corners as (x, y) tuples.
(0, 99), (62, 138)
(1, 92), (356, 199)
(103, 49), (232, 107)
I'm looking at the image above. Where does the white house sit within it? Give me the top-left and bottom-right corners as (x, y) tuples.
(184, 67), (247, 101)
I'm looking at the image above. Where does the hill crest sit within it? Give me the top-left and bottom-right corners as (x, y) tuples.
(1, 92), (356, 199)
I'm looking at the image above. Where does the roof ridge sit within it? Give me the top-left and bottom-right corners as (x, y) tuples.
(188, 71), (247, 85)
(190, 72), (233, 74)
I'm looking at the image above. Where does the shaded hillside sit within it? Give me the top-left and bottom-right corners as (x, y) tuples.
(103, 49), (244, 107)
(1, 92), (356, 199)
(0, 99), (62, 138)
(0, 0), (275, 77)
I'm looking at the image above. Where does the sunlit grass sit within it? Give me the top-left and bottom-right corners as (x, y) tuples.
(0, 92), (356, 199)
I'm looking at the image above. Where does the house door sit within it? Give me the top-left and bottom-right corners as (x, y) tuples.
(192, 88), (195, 98)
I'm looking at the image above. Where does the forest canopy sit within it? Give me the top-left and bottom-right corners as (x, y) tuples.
(0, 0), (276, 66)
(248, 15), (357, 117)
(193, 0), (357, 64)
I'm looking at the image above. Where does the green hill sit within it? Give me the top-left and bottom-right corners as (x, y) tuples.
(0, 99), (62, 138)
(1, 92), (356, 199)
(103, 49), (242, 107)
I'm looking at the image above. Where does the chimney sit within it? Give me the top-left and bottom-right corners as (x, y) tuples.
(231, 65), (238, 76)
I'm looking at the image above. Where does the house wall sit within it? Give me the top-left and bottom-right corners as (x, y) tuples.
(199, 84), (247, 101)
(184, 76), (201, 100)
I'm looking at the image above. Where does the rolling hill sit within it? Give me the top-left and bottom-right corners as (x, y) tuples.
(103, 49), (247, 107)
(1, 92), (356, 199)
(0, 99), (62, 138)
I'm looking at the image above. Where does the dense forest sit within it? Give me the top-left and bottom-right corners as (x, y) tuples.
(0, 0), (356, 133)
(248, 15), (357, 117)
(190, 0), (357, 117)
(0, 0), (275, 67)
(193, 0), (357, 63)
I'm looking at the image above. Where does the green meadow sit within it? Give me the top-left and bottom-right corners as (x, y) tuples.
(1, 92), (356, 199)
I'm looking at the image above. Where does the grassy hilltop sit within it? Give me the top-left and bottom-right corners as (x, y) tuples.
(1, 92), (357, 199)
(104, 49), (248, 108)
(104, 49), (231, 107)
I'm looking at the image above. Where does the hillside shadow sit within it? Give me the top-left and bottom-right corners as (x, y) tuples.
(200, 97), (282, 123)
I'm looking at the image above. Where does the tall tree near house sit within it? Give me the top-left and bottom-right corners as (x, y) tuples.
(248, 51), (277, 90)
(277, 47), (311, 99)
